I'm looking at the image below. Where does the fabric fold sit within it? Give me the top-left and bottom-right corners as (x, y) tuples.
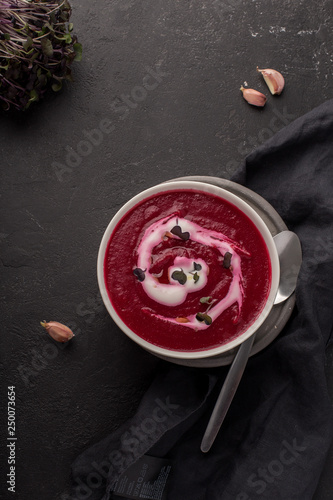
(71, 366), (218, 500)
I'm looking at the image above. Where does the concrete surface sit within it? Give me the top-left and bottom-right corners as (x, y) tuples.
(1, 1), (332, 499)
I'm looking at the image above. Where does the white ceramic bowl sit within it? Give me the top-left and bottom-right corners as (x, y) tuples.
(97, 181), (280, 361)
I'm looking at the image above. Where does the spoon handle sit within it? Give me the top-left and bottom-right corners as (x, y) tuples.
(200, 334), (255, 453)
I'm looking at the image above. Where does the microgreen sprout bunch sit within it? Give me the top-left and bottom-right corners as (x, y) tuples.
(0, 0), (82, 111)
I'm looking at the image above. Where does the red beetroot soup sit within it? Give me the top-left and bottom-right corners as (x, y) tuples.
(104, 189), (271, 352)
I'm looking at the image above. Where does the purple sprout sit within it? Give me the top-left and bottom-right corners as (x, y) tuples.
(0, 0), (82, 111)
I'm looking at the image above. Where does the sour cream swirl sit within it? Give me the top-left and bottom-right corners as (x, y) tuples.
(135, 214), (249, 331)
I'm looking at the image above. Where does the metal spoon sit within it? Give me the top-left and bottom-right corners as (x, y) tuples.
(201, 230), (302, 453)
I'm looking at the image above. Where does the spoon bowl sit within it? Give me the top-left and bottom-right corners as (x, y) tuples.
(274, 231), (302, 304)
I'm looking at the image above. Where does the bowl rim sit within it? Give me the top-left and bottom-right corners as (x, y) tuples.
(97, 180), (280, 360)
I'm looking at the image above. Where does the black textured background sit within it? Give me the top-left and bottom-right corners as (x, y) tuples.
(0, 1), (332, 499)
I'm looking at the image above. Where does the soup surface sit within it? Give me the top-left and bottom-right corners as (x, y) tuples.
(104, 189), (271, 352)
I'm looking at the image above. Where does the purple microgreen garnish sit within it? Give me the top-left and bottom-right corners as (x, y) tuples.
(189, 263), (201, 283)
(133, 268), (146, 282)
(170, 225), (190, 241)
(199, 296), (217, 313)
(193, 272), (200, 284)
(196, 312), (212, 325)
(171, 269), (187, 285)
(151, 270), (163, 278)
(0, 0), (82, 111)
(223, 251), (232, 269)
(200, 296), (212, 304)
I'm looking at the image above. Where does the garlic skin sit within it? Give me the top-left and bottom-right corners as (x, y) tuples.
(240, 86), (267, 107)
(40, 321), (74, 343)
(257, 67), (285, 95)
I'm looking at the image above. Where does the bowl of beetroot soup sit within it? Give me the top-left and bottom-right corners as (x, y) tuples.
(97, 181), (280, 361)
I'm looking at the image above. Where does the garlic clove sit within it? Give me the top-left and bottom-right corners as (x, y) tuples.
(40, 321), (74, 343)
(257, 67), (285, 95)
(240, 86), (267, 107)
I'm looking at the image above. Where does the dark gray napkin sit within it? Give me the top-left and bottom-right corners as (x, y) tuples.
(71, 99), (333, 500)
